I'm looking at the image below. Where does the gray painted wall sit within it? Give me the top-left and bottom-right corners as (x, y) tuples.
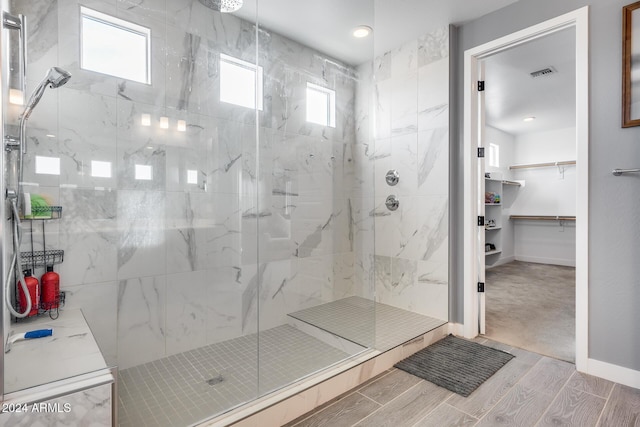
(454, 0), (640, 371)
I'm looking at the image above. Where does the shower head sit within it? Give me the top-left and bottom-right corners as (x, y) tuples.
(22, 67), (71, 120)
(198, 0), (243, 13)
(45, 67), (72, 89)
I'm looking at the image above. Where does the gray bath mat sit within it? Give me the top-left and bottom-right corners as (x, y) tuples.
(395, 335), (515, 397)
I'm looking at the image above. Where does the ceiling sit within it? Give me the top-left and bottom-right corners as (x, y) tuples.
(484, 27), (576, 135)
(236, 0), (521, 65)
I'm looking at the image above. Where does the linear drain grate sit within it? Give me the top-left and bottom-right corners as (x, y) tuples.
(205, 375), (224, 386)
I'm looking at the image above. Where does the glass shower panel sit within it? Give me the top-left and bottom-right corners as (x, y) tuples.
(256, 0), (376, 397)
(3, 0), (263, 425)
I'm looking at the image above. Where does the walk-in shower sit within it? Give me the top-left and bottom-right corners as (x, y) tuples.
(0, 1), (450, 425)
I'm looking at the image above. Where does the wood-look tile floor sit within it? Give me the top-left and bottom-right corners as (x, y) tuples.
(286, 338), (640, 427)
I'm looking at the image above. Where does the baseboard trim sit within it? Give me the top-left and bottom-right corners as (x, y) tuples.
(515, 255), (576, 267)
(585, 358), (640, 389)
(448, 323), (464, 336)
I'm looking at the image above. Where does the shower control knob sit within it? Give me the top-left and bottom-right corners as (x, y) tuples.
(385, 169), (400, 186)
(385, 195), (399, 211)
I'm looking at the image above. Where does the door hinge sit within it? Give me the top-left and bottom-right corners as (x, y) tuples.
(477, 216), (485, 226)
(477, 147), (485, 158)
(478, 81), (485, 92)
(478, 282), (485, 293)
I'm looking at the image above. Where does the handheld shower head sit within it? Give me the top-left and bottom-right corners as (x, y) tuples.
(46, 66), (72, 88)
(22, 66), (71, 120)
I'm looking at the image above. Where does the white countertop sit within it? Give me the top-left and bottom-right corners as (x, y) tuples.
(4, 309), (110, 394)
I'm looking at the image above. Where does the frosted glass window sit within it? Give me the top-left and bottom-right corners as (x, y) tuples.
(35, 156), (60, 175)
(489, 143), (500, 168)
(220, 54), (263, 110)
(91, 160), (112, 178)
(135, 164), (153, 180)
(306, 83), (336, 127)
(81, 7), (151, 84)
(187, 169), (198, 185)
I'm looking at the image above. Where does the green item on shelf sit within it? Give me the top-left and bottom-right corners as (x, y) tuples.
(25, 194), (52, 219)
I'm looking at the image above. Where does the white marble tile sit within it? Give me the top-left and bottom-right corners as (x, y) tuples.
(117, 190), (166, 280)
(205, 266), (243, 345)
(374, 80), (392, 140)
(333, 252), (355, 300)
(374, 52), (392, 82)
(117, 275), (166, 369)
(417, 127), (449, 197)
(401, 195), (449, 263)
(166, 270), (208, 355)
(391, 39), (418, 80)
(59, 188), (118, 286)
(57, 89), (118, 189)
(62, 281), (118, 366)
(418, 26), (449, 67)
(4, 309), (108, 393)
(0, 383), (112, 427)
(391, 73), (418, 136)
(418, 58), (449, 113)
(418, 102), (449, 133)
(11, 0), (60, 85)
(116, 101), (167, 191)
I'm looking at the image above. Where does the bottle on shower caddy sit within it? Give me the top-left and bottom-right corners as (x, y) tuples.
(18, 270), (40, 317)
(41, 265), (60, 309)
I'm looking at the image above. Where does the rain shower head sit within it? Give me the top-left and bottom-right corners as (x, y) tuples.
(198, 0), (243, 13)
(22, 67), (71, 120)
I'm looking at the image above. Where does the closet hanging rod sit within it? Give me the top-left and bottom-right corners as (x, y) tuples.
(612, 168), (640, 176)
(510, 215), (576, 221)
(509, 160), (576, 170)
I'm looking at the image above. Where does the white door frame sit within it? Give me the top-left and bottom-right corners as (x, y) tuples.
(463, 6), (589, 371)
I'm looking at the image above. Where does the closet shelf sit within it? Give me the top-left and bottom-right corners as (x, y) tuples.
(509, 160), (576, 170)
(510, 215), (576, 221)
(485, 250), (502, 256)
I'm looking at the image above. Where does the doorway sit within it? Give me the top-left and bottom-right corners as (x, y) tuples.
(463, 7), (589, 370)
(481, 28), (577, 362)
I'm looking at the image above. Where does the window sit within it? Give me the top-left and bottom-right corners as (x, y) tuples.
(306, 82), (336, 127)
(489, 143), (500, 168)
(220, 54), (263, 110)
(35, 156), (60, 175)
(81, 7), (151, 84)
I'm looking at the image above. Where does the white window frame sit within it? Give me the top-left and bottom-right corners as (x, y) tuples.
(489, 143), (500, 168)
(220, 53), (263, 110)
(306, 82), (336, 128)
(80, 7), (151, 84)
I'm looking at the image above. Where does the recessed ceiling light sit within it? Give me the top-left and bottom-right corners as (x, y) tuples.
(352, 25), (372, 38)
(523, 116), (536, 122)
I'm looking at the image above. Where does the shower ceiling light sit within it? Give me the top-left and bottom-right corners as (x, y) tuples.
(352, 25), (372, 38)
(220, 0), (243, 13)
(198, 0), (243, 13)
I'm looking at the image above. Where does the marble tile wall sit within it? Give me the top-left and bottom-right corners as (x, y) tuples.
(354, 27), (450, 321)
(9, 0), (363, 371)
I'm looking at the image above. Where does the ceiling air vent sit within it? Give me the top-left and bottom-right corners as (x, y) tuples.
(530, 66), (557, 78)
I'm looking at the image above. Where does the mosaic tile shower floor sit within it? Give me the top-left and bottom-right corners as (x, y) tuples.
(118, 325), (351, 427)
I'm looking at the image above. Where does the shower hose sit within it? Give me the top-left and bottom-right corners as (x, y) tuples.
(4, 188), (31, 318)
